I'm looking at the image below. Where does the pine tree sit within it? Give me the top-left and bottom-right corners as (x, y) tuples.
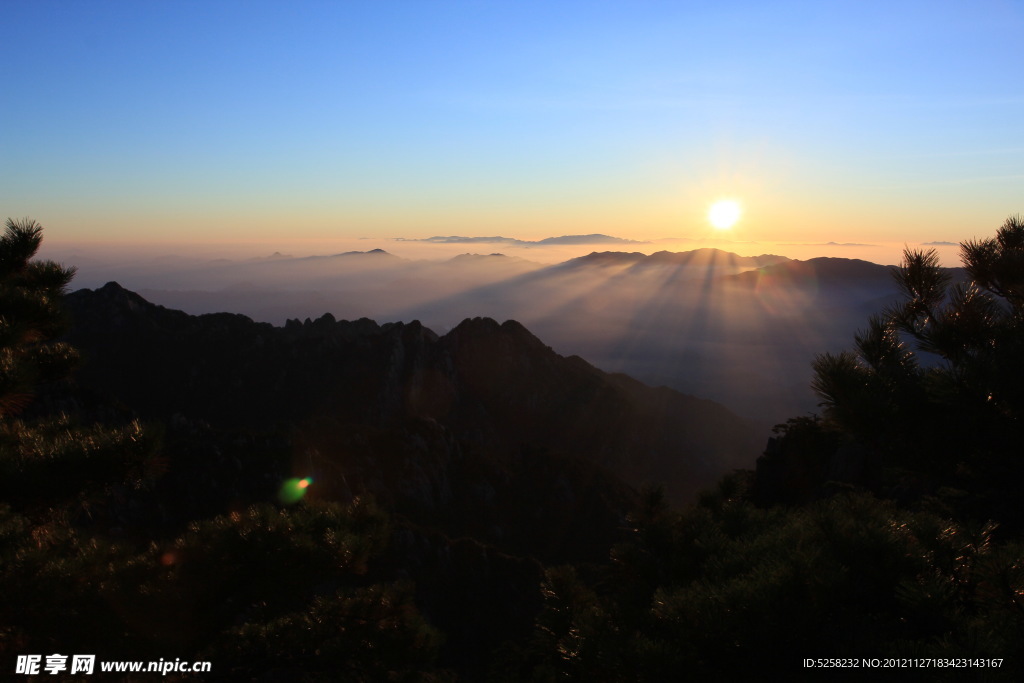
(0, 217), (78, 416)
(0, 218), (159, 513)
(810, 214), (1024, 516)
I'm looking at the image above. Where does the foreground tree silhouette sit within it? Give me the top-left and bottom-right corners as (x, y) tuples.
(0, 219), (159, 512)
(516, 477), (1024, 680)
(811, 215), (1024, 518)
(0, 217), (78, 415)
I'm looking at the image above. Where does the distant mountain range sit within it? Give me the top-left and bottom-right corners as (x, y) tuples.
(400, 233), (647, 245)
(726, 256), (897, 287)
(563, 247), (788, 269)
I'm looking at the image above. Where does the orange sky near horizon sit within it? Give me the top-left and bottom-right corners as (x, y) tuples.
(6, 2), (1021, 265)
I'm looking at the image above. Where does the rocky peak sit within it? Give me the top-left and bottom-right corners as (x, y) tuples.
(62, 285), (759, 505)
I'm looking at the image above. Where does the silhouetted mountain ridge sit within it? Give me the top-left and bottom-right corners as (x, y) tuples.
(64, 283), (758, 509)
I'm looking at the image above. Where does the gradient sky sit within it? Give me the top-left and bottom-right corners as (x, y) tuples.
(3, 0), (1022, 256)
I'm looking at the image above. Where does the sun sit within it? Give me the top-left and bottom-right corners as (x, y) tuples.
(708, 199), (742, 229)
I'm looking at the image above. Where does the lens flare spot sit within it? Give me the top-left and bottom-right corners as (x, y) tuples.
(278, 477), (313, 504)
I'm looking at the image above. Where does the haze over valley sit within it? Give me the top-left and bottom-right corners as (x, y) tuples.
(60, 239), (961, 427)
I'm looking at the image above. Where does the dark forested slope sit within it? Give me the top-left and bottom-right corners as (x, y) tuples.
(46, 281), (763, 675)
(64, 282), (757, 507)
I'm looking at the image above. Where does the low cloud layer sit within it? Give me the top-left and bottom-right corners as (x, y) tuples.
(787, 241), (876, 247)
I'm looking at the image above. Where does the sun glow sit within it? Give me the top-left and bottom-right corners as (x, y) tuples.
(708, 199), (742, 229)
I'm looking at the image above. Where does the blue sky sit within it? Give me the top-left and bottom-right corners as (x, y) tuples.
(3, 0), (1022, 253)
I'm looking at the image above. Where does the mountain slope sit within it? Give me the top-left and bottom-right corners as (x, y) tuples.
(64, 283), (758, 505)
